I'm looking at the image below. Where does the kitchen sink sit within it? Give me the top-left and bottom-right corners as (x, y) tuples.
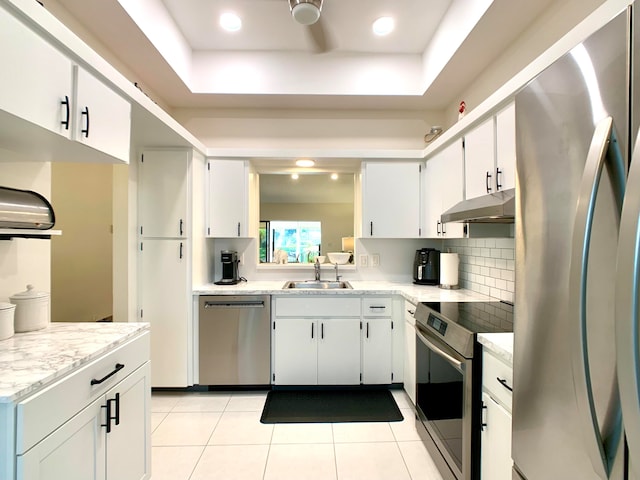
(282, 280), (352, 289)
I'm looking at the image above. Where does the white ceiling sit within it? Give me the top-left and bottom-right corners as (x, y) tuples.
(50, 0), (557, 111)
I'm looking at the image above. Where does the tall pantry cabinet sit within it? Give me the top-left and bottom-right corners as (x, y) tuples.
(137, 149), (206, 387)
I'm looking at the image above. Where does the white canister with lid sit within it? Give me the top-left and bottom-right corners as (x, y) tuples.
(10, 284), (50, 332)
(0, 302), (16, 340)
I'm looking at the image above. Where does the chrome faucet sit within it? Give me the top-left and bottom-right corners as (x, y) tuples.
(314, 258), (321, 281)
(334, 262), (341, 282)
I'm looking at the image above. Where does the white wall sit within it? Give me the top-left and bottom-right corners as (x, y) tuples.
(444, 0), (608, 127)
(172, 108), (441, 152)
(0, 162), (51, 303)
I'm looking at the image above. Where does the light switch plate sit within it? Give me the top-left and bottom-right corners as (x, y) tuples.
(359, 254), (368, 267)
(371, 254), (380, 267)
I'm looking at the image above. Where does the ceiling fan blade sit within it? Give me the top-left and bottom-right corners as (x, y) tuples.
(307, 18), (333, 53)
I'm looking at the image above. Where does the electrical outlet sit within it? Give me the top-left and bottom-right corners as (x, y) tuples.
(371, 254), (380, 267)
(359, 254), (368, 267)
(239, 254), (245, 266)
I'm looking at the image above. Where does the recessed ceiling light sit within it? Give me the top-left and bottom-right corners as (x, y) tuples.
(291, 173), (299, 180)
(331, 173), (338, 180)
(372, 16), (394, 36)
(295, 159), (315, 167)
(220, 12), (242, 32)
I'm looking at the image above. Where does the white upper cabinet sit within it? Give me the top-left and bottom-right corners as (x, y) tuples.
(495, 102), (517, 192)
(0, 5), (131, 163)
(74, 67), (131, 163)
(0, 5), (73, 137)
(362, 162), (422, 238)
(465, 117), (496, 200)
(138, 150), (189, 239)
(424, 141), (465, 238)
(206, 159), (249, 238)
(464, 101), (516, 199)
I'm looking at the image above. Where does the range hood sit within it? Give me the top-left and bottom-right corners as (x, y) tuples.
(441, 188), (515, 223)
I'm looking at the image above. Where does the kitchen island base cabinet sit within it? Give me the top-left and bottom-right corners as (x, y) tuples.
(17, 363), (150, 480)
(11, 330), (151, 480)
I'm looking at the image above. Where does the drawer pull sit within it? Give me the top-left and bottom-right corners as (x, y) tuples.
(91, 363), (125, 386)
(369, 305), (386, 310)
(497, 377), (513, 392)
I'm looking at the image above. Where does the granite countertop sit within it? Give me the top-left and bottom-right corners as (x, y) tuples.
(478, 332), (514, 365)
(193, 280), (494, 305)
(0, 322), (149, 403)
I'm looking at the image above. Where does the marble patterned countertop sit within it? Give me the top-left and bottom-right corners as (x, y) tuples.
(0, 322), (149, 403)
(478, 332), (514, 365)
(193, 280), (494, 305)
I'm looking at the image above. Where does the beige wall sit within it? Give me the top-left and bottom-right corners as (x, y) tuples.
(51, 163), (113, 322)
(0, 162), (52, 303)
(261, 202), (354, 257)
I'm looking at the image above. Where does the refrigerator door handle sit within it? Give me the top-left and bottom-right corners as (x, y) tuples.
(569, 116), (626, 479)
(616, 131), (640, 479)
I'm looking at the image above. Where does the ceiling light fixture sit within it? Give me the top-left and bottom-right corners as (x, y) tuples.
(331, 173), (338, 180)
(291, 173), (299, 180)
(295, 159), (315, 167)
(372, 16), (394, 36)
(220, 12), (242, 32)
(289, 0), (322, 26)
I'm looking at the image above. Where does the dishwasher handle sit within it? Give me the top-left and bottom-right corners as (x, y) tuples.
(204, 301), (265, 308)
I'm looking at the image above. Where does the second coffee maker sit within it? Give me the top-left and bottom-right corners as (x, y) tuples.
(413, 248), (440, 285)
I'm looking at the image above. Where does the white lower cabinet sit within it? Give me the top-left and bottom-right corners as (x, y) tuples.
(361, 318), (392, 384)
(139, 238), (189, 387)
(480, 348), (513, 480)
(272, 296), (399, 386)
(14, 332), (150, 480)
(272, 316), (361, 385)
(403, 301), (417, 405)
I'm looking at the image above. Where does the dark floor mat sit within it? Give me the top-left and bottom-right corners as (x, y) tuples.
(260, 389), (404, 424)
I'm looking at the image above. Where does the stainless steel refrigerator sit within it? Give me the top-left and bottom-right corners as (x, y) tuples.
(514, 3), (640, 479)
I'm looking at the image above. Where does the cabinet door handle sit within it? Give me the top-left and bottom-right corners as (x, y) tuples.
(113, 392), (120, 427)
(179, 242), (183, 259)
(61, 96), (70, 130)
(237, 222), (241, 237)
(407, 309), (415, 315)
(101, 393), (120, 433)
(497, 377), (513, 392)
(366, 322), (369, 339)
(481, 401), (488, 431)
(179, 219), (183, 236)
(370, 221), (373, 236)
(496, 167), (503, 191)
(311, 323), (315, 339)
(442, 222), (447, 235)
(81, 106), (90, 138)
(321, 323), (324, 339)
(437, 220), (441, 235)
(91, 363), (125, 385)
(486, 171), (492, 193)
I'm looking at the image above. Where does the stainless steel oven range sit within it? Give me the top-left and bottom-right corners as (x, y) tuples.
(414, 301), (513, 480)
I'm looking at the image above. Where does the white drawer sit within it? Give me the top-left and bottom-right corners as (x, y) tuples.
(275, 296), (361, 317)
(362, 297), (392, 317)
(482, 349), (513, 412)
(16, 331), (150, 454)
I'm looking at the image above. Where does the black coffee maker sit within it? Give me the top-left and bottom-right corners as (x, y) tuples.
(214, 250), (240, 285)
(413, 248), (440, 285)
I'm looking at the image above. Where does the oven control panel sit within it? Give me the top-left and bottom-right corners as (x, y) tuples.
(427, 313), (447, 335)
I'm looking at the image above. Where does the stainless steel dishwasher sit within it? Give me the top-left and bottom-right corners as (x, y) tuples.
(198, 295), (271, 386)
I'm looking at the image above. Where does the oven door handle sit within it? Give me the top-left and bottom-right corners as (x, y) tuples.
(416, 328), (464, 370)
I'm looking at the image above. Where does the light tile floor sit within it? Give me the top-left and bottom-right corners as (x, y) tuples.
(150, 389), (444, 480)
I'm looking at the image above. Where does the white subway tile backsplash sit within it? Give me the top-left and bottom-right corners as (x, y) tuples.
(443, 237), (515, 299)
